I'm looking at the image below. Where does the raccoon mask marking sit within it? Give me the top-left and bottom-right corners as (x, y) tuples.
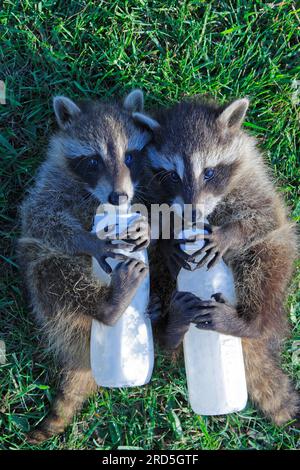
(141, 98), (249, 216)
(50, 90), (157, 206)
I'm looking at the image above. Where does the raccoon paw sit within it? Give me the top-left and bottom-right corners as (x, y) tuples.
(190, 225), (233, 270)
(191, 293), (237, 332)
(161, 239), (197, 279)
(169, 291), (203, 330)
(112, 258), (148, 295)
(119, 215), (150, 252)
(162, 291), (200, 349)
(103, 258), (149, 324)
(26, 428), (54, 444)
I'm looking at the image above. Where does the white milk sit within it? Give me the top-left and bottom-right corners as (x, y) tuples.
(90, 205), (154, 388)
(177, 225), (247, 415)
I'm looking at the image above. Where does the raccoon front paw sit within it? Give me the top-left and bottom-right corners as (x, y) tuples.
(102, 259), (149, 325)
(163, 291), (201, 349)
(160, 238), (197, 279)
(120, 215), (150, 252)
(26, 428), (54, 444)
(191, 293), (238, 333)
(112, 258), (148, 292)
(88, 233), (130, 273)
(190, 224), (233, 270)
(170, 291), (211, 328)
(74, 231), (129, 273)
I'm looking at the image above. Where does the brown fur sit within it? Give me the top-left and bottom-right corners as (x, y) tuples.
(19, 234), (99, 443)
(231, 225), (298, 425)
(143, 97), (299, 426)
(19, 92), (151, 442)
(27, 369), (97, 444)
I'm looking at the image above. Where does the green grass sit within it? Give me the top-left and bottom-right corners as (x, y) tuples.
(0, 0), (299, 450)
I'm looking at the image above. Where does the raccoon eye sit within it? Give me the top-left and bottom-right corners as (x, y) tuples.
(204, 168), (215, 180)
(87, 157), (99, 170)
(125, 153), (133, 167)
(170, 171), (180, 183)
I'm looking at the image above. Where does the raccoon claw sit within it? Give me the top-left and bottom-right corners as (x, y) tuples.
(206, 252), (222, 270)
(119, 216), (150, 251)
(113, 258), (149, 288)
(146, 294), (162, 324)
(102, 259), (149, 324)
(96, 251), (129, 274)
(162, 239), (198, 279)
(164, 225), (214, 275)
(105, 239), (133, 252)
(191, 225), (233, 270)
(164, 291), (205, 349)
(168, 291), (235, 334)
(169, 291), (204, 325)
(195, 248), (222, 270)
(131, 236), (150, 252)
(191, 293), (236, 332)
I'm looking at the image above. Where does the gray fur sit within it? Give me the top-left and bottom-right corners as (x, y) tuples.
(19, 92), (151, 442)
(53, 96), (81, 129)
(123, 89), (144, 113)
(217, 98), (249, 130)
(133, 112), (160, 131)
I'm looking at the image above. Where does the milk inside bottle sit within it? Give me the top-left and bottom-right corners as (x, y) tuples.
(177, 222), (248, 415)
(90, 204), (154, 388)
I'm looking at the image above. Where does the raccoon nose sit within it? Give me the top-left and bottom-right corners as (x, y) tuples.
(108, 191), (128, 206)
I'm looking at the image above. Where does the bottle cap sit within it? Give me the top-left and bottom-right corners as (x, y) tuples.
(178, 227), (209, 255)
(94, 206), (140, 240)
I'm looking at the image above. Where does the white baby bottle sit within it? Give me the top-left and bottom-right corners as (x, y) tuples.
(177, 222), (248, 415)
(90, 204), (154, 388)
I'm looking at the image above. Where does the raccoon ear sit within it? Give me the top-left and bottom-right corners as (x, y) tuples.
(217, 98), (249, 130)
(123, 89), (144, 113)
(132, 112), (160, 132)
(53, 96), (81, 129)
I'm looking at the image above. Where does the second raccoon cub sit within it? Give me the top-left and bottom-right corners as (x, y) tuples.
(19, 90), (152, 443)
(143, 97), (299, 426)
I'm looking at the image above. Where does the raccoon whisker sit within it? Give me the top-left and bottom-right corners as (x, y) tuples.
(134, 186), (149, 198)
(134, 190), (148, 204)
(135, 194), (147, 204)
(159, 173), (170, 184)
(147, 169), (166, 187)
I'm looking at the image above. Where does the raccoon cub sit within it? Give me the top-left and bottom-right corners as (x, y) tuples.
(19, 90), (153, 443)
(141, 97), (299, 426)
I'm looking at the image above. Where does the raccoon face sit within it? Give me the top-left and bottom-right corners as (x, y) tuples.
(50, 90), (157, 206)
(143, 98), (249, 217)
